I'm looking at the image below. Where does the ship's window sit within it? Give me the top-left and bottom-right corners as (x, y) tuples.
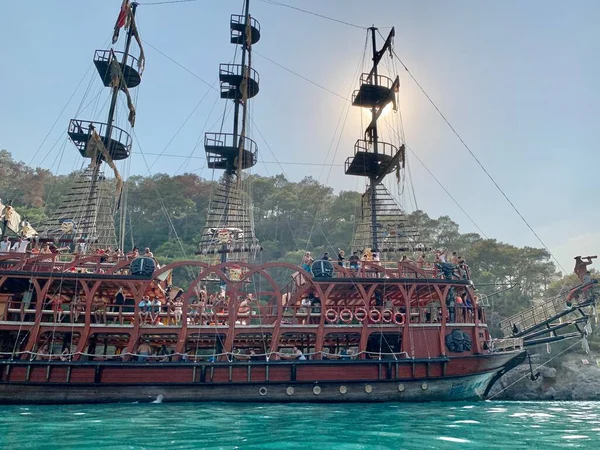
(0, 330), (29, 357)
(140, 333), (178, 358)
(278, 332), (317, 359)
(39, 331), (81, 355)
(366, 332), (402, 359)
(86, 333), (130, 360)
(186, 333), (226, 361)
(323, 332), (361, 358)
(232, 333), (271, 359)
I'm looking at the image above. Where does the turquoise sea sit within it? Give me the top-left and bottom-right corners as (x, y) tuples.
(0, 401), (598, 449)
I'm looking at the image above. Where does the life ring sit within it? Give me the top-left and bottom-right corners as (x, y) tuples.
(325, 309), (338, 323)
(354, 307), (367, 322)
(382, 309), (393, 323)
(393, 311), (405, 325)
(369, 309), (382, 323)
(340, 308), (353, 323)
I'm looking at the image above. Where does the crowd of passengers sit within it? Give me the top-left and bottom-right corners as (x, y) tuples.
(0, 237), (154, 262)
(301, 248), (471, 280)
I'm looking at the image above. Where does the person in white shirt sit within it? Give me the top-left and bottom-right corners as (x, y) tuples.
(0, 236), (10, 253)
(11, 237), (29, 253)
(438, 250), (447, 264)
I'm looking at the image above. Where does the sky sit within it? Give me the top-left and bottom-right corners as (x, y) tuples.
(0, 0), (599, 273)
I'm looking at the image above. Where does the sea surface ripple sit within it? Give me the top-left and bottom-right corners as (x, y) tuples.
(1, 401), (599, 449)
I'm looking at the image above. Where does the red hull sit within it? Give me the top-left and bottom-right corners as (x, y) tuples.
(0, 351), (524, 404)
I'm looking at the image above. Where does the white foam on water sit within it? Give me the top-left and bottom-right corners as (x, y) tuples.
(73, 412), (86, 415)
(562, 435), (589, 440)
(462, 405), (475, 409)
(20, 412), (31, 415)
(437, 437), (471, 443)
(454, 420), (480, 424)
(487, 408), (507, 413)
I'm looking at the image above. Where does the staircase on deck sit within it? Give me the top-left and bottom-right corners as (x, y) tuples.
(500, 283), (599, 347)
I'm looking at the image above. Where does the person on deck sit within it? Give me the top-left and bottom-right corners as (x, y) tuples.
(11, 237), (29, 253)
(574, 256), (596, 283)
(348, 251), (360, 272)
(138, 296), (151, 324)
(71, 295), (84, 323)
(50, 295), (63, 323)
(144, 247), (154, 258)
(321, 252), (330, 261)
(137, 340), (152, 362)
(0, 236), (10, 253)
(114, 288), (125, 319)
(150, 296), (162, 324)
(450, 252), (459, 264)
(292, 346), (306, 361)
(173, 293), (184, 325)
(416, 253), (425, 269)
(93, 297), (108, 324)
(337, 249), (345, 267)
(301, 252), (313, 273)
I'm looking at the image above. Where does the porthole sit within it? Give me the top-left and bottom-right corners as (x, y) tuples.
(313, 386), (322, 395)
(339, 385), (347, 394)
(286, 387), (294, 396)
(259, 386), (268, 396)
(365, 384), (373, 393)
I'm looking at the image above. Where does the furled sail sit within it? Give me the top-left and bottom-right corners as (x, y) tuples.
(0, 200), (22, 235)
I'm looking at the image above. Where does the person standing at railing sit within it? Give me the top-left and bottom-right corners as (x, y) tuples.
(301, 251), (313, 273)
(450, 252), (459, 264)
(348, 251), (360, 273)
(10, 237), (29, 253)
(337, 249), (345, 267)
(416, 253), (426, 269)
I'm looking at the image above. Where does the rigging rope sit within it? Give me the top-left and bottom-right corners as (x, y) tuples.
(383, 39), (565, 273)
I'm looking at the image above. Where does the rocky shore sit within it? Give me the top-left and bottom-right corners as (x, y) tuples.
(489, 348), (600, 400)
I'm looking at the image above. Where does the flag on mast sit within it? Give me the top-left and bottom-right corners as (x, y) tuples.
(112, 0), (130, 44)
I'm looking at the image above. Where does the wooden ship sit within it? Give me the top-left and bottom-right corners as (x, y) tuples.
(0, 0), (597, 404)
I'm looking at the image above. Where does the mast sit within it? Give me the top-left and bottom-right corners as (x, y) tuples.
(345, 27), (413, 258)
(38, 1), (143, 251)
(105, 2), (138, 161)
(369, 28), (380, 252)
(199, 0), (261, 263)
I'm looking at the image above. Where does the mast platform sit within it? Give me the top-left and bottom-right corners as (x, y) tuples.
(68, 119), (132, 161)
(204, 133), (257, 170)
(93, 50), (141, 88)
(230, 14), (261, 45)
(352, 74), (399, 109)
(219, 64), (260, 100)
(345, 139), (403, 178)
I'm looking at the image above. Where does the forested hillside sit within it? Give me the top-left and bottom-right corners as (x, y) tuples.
(0, 149), (588, 332)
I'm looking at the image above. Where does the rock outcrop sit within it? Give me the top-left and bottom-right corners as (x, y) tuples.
(489, 349), (600, 400)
